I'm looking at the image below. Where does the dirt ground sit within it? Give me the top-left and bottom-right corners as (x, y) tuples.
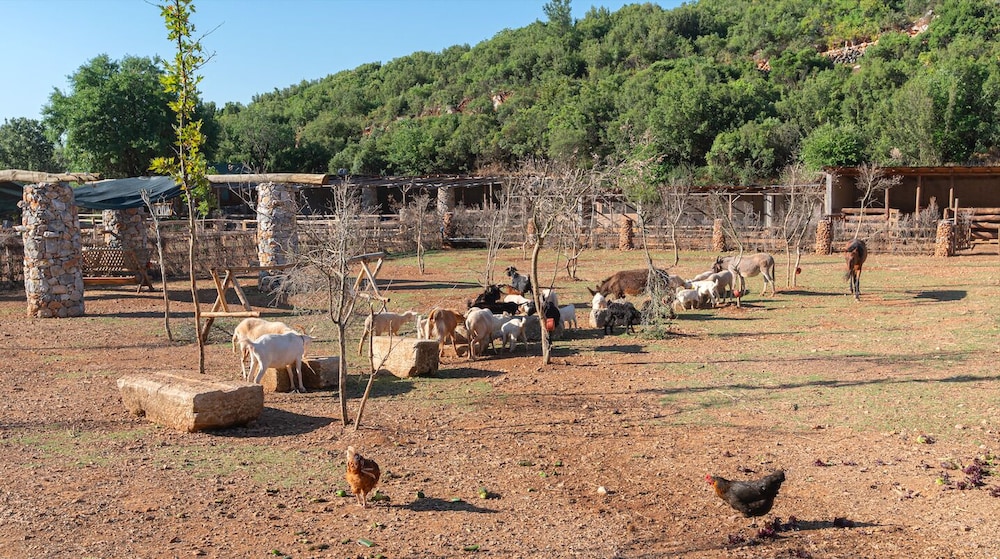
(1, 248), (999, 559)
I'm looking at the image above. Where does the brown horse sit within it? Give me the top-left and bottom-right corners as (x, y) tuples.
(844, 239), (868, 300)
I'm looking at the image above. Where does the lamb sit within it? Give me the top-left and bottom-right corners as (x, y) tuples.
(603, 301), (641, 335)
(357, 310), (419, 355)
(244, 331), (314, 393)
(231, 318), (303, 381)
(500, 316), (528, 352)
(559, 304), (577, 329)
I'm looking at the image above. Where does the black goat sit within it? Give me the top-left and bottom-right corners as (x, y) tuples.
(603, 301), (641, 335)
(468, 284), (520, 315)
(470, 284), (502, 307)
(505, 266), (533, 295)
(470, 300), (521, 315)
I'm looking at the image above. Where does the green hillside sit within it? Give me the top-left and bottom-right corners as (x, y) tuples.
(214, 0), (1000, 183)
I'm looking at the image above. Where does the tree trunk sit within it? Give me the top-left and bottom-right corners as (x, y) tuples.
(188, 203), (204, 373)
(530, 238), (549, 365)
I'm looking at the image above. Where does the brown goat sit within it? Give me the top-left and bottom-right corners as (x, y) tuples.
(588, 268), (684, 299)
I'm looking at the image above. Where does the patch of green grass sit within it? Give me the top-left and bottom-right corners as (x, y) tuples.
(161, 444), (330, 487)
(13, 427), (149, 467)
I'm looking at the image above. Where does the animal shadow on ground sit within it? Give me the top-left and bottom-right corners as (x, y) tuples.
(222, 407), (333, 438)
(593, 343), (645, 354)
(431, 366), (506, 380)
(372, 278), (481, 291)
(787, 518), (879, 531)
(910, 289), (966, 302)
(344, 375), (416, 399)
(777, 289), (835, 297)
(401, 496), (497, 514)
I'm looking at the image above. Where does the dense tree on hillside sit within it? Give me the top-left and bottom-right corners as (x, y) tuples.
(209, 0), (1000, 179)
(43, 55), (173, 178)
(0, 118), (58, 172)
(42, 54), (220, 178)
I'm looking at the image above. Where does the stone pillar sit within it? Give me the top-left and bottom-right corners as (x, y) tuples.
(256, 182), (298, 287)
(712, 219), (727, 252)
(20, 182), (85, 318)
(934, 219), (955, 257)
(437, 185), (456, 215)
(618, 216), (634, 251)
(814, 218), (832, 255)
(102, 208), (150, 268)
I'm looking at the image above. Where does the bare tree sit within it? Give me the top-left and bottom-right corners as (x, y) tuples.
(510, 160), (602, 364)
(706, 191), (746, 307)
(854, 162), (902, 239)
(140, 191), (172, 341)
(396, 186), (434, 275)
(477, 179), (517, 287)
(777, 163), (824, 287)
(284, 181), (371, 425)
(656, 168), (694, 267)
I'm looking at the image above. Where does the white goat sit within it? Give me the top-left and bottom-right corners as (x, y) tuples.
(591, 292), (608, 310)
(559, 304), (577, 329)
(686, 278), (719, 308)
(465, 308), (509, 359)
(541, 288), (559, 309)
(707, 270), (734, 302)
(672, 288), (701, 312)
(503, 294), (531, 306)
(358, 310), (419, 355)
(232, 318), (302, 381)
(500, 316), (527, 352)
(244, 331), (314, 393)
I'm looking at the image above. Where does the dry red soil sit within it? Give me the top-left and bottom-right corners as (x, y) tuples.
(1, 249), (998, 559)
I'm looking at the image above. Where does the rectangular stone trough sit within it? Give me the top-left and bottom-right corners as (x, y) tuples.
(369, 336), (439, 378)
(258, 356), (340, 393)
(117, 371), (263, 432)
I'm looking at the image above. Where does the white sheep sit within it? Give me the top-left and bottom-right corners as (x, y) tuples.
(358, 310), (419, 355)
(500, 316), (527, 352)
(559, 304), (577, 329)
(231, 318), (303, 381)
(245, 331), (314, 393)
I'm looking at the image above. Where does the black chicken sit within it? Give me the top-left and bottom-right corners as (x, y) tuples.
(706, 470), (785, 517)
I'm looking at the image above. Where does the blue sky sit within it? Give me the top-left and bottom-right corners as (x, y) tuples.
(1, 0), (685, 124)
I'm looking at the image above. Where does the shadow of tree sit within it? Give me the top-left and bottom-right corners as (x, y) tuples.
(218, 407), (333, 438)
(399, 496), (497, 513)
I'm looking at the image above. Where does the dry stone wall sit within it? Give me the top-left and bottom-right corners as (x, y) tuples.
(19, 182), (84, 317)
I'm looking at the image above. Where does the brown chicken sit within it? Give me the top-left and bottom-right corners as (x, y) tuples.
(345, 446), (381, 508)
(706, 470), (785, 517)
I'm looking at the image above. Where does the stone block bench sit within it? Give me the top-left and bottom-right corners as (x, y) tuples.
(258, 356), (340, 392)
(117, 371), (263, 432)
(369, 336), (439, 378)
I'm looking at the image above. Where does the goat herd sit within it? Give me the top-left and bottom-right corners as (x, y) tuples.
(226, 255), (790, 393)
